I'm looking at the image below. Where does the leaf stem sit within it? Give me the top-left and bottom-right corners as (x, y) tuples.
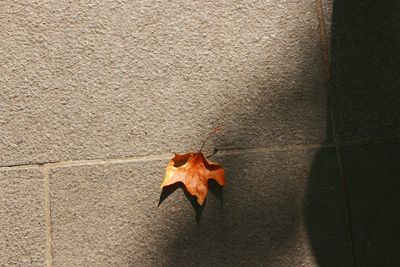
(199, 127), (220, 152)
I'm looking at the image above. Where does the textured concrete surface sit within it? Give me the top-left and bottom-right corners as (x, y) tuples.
(329, 1), (400, 266)
(3, 0), (399, 266)
(0, 0), (329, 166)
(331, 1), (400, 143)
(0, 168), (45, 266)
(49, 148), (351, 266)
(303, 147), (353, 266)
(342, 143), (400, 266)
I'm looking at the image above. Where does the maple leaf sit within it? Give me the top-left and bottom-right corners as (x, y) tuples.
(161, 152), (225, 205)
(160, 129), (225, 206)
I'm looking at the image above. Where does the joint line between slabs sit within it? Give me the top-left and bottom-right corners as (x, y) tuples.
(314, 0), (357, 265)
(41, 166), (53, 267)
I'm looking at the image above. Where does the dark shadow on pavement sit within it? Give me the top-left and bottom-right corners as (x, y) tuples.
(159, 180), (223, 224)
(304, 1), (400, 266)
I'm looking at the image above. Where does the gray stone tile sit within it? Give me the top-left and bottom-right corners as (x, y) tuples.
(331, 1), (400, 142)
(341, 142), (400, 266)
(1, 1), (329, 166)
(0, 168), (45, 266)
(49, 147), (351, 266)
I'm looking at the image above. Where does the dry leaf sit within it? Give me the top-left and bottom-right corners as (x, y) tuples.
(161, 152), (225, 205)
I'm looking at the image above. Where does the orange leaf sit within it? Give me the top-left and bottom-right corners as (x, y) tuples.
(161, 152), (225, 205)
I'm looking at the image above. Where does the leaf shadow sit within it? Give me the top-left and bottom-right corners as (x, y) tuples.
(158, 180), (224, 224)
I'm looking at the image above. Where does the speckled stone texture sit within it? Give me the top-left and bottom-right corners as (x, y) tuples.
(341, 143), (400, 266)
(0, 0), (329, 166)
(330, 2), (400, 265)
(0, 169), (45, 266)
(331, 1), (400, 143)
(10, 0), (400, 266)
(49, 148), (352, 266)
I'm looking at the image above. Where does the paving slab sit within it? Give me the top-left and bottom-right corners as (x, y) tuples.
(49, 147), (352, 266)
(1, 0), (329, 166)
(0, 168), (45, 266)
(303, 145), (354, 266)
(341, 142), (400, 266)
(330, 1), (400, 143)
